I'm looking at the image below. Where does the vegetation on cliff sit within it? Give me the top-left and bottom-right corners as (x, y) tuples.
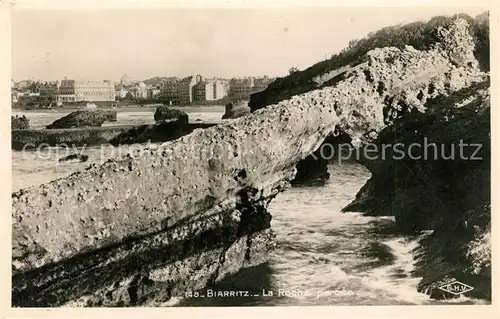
(251, 13), (491, 300)
(250, 12), (489, 111)
(108, 122), (214, 146)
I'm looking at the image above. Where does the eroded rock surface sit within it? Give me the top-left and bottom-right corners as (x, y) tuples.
(46, 110), (117, 129)
(12, 19), (487, 306)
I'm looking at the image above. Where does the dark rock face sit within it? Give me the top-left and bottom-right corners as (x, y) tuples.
(46, 110), (116, 129)
(259, 19), (482, 186)
(248, 13), (489, 113)
(154, 106), (189, 125)
(108, 122), (214, 146)
(344, 80), (491, 300)
(11, 19), (488, 306)
(11, 123), (217, 151)
(11, 115), (30, 130)
(222, 100), (251, 120)
(58, 154), (89, 163)
(291, 131), (352, 186)
(12, 127), (134, 151)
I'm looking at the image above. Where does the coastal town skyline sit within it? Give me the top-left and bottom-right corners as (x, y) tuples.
(11, 6), (488, 82)
(11, 74), (277, 107)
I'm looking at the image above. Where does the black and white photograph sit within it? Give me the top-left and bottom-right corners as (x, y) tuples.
(5, 0), (497, 315)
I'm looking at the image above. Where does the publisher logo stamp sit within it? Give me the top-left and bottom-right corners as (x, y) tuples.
(438, 281), (474, 295)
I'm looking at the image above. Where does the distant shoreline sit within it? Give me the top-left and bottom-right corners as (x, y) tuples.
(11, 105), (226, 114)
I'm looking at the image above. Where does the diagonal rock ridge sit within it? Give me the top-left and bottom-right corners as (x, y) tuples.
(12, 18), (486, 306)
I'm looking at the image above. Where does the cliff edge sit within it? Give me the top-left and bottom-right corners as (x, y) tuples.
(12, 18), (489, 306)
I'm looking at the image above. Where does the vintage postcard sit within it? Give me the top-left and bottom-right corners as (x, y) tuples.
(1, 0), (498, 318)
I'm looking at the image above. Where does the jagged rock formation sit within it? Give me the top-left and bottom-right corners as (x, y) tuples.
(154, 106), (189, 124)
(344, 80), (491, 299)
(108, 122), (214, 146)
(249, 15), (489, 186)
(46, 110), (117, 129)
(12, 115), (30, 130)
(222, 100), (251, 120)
(249, 13), (489, 112)
(12, 19), (488, 306)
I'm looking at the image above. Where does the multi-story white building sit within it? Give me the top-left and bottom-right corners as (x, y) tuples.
(57, 79), (116, 103)
(148, 88), (162, 100)
(120, 74), (133, 87)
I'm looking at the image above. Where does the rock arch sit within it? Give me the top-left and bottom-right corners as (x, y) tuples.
(12, 19), (489, 306)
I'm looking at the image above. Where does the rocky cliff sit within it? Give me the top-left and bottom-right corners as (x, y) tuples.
(12, 18), (488, 306)
(46, 110), (117, 129)
(12, 115), (30, 130)
(344, 80), (491, 299)
(153, 106), (189, 124)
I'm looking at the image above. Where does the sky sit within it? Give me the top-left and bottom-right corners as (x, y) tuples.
(11, 6), (489, 82)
